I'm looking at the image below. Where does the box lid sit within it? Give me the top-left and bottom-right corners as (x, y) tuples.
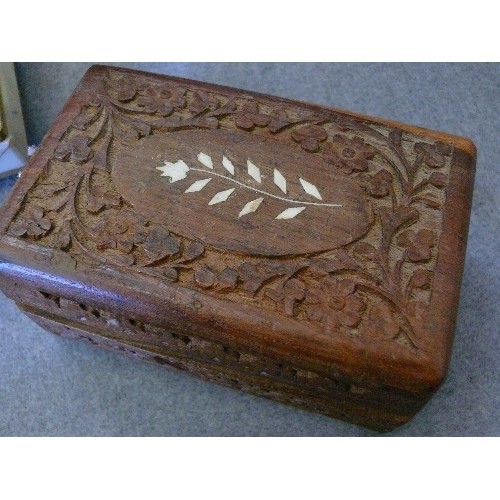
(0, 65), (476, 393)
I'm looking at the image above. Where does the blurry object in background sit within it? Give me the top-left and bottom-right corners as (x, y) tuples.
(0, 62), (28, 179)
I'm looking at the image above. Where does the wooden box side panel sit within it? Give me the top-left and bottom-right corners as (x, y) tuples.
(16, 287), (429, 432)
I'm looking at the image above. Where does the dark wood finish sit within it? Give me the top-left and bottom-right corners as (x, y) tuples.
(0, 66), (476, 430)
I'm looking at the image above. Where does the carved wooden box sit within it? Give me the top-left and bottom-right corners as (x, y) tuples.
(0, 66), (476, 431)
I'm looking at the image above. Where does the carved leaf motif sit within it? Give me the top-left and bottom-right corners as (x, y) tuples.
(379, 205), (418, 242)
(362, 302), (400, 340)
(55, 221), (72, 250)
(143, 227), (181, 261)
(268, 109), (292, 134)
(408, 269), (433, 292)
(183, 241), (205, 261)
(428, 172), (447, 189)
(194, 266), (216, 288)
(189, 91), (219, 116)
(309, 250), (359, 276)
(163, 267), (179, 282)
(353, 242), (378, 261)
(217, 268), (238, 290)
(388, 129), (402, 146)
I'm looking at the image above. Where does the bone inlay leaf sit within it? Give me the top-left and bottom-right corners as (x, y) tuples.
(299, 178), (322, 200)
(247, 160), (261, 183)
(239, 197), (264, 218)
(222, 156), (235, 175)
(274, 169), (287, 194)
(157, 152), (342, 220)
(209, 188), (235, 205)
(185, 178), (212, 193)
(197, 152), (213, 169)
(275, 207), (306, 219)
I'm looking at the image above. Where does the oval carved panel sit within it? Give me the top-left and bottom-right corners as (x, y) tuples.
(113, 129), (373, 256)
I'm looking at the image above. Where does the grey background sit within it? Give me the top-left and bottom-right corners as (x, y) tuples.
(0, 63), (498, 436)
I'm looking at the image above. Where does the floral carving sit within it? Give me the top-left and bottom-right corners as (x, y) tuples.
(291, 125), (327, 152)
(189, 90), (219, 115)
(414, 141), (452, 168)
(323, 135), (375, 173)
(142, 227), (181, 262)
(54, 135), (93, 163)
(114, 76), (137, 102)
(135, 86), (174, 116)
(359, 169), (393, 197)
(9, 204), (52, 238)
(266, 279), (306, 317)
(304, 278), (366, 328)
(234, 102), (271, 130)
(397, 229), (436, 262)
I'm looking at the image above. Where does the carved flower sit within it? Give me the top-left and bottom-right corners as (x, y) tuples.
(291, 125), (328, 152)
(135, 86), (174, 116)
(189, 90), (219, 115)
(54, 135), (93, 163)
(114, 76), (137, 102)
(266, 278), (306, 317)
(397, 229), (436, 262)
(9, 204), (52, 238)
(359, 169), (393, 197)
(142, 226), (181, 261)
(92, 210), (147, 254)
(323, 135), (375, 173)
(414, 141), (452, 168)
(235, 102), (271, 130)
(166, 86), (187, 110)
(305, 277), (366, 328)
